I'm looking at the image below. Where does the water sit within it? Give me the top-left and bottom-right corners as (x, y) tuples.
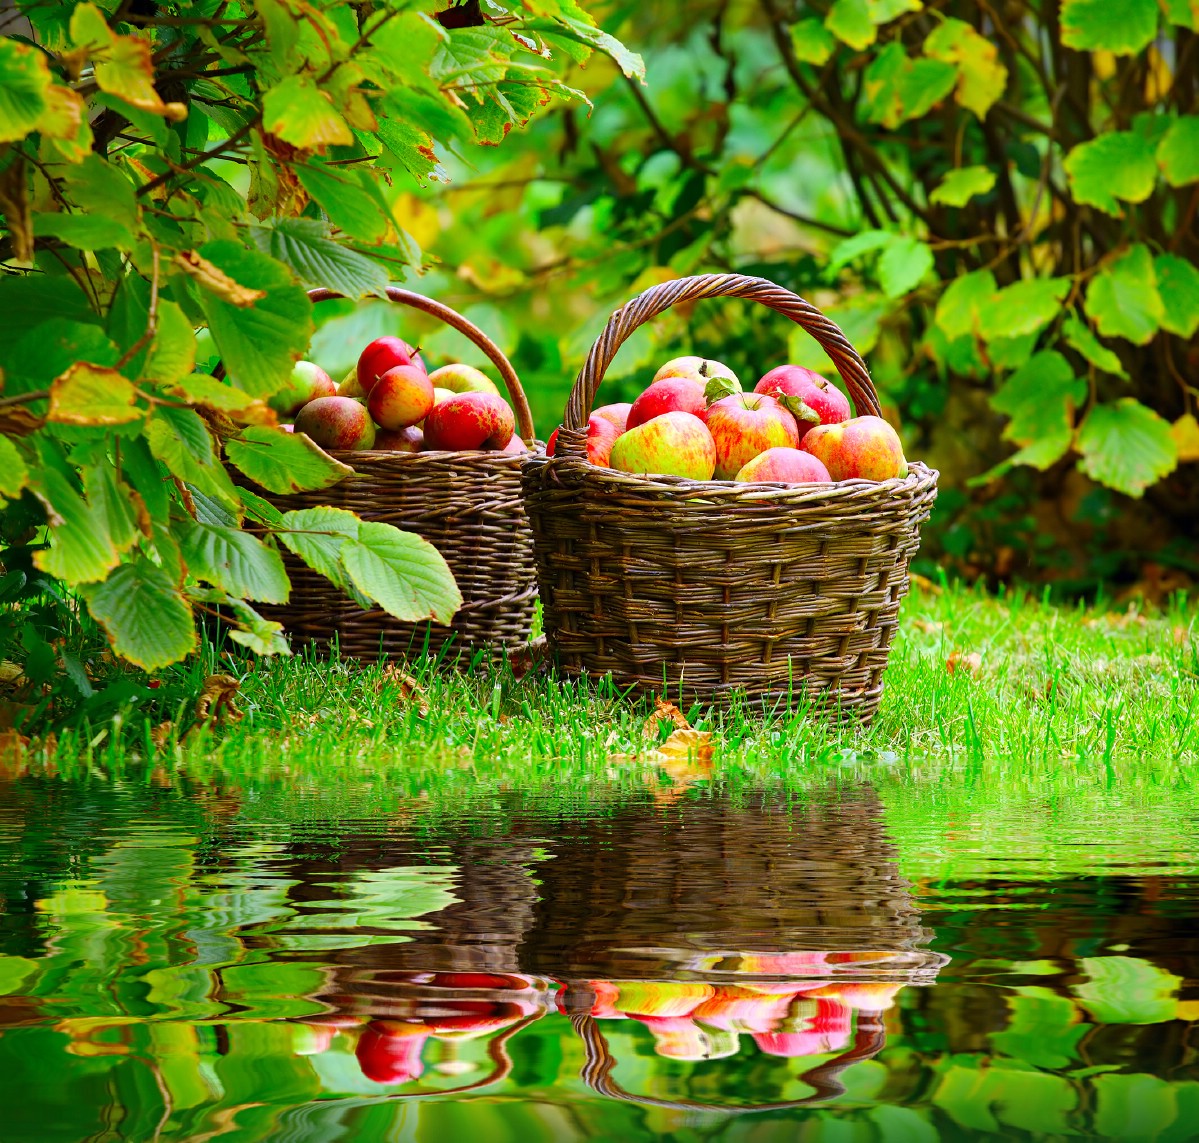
(1, 770), (1197, 1142)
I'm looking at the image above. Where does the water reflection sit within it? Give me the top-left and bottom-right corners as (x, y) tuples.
(0, 774), (1197, 1140)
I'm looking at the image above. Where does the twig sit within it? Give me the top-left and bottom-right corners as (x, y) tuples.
(114, 242), (160, 371)
(136, 118), (258, 197)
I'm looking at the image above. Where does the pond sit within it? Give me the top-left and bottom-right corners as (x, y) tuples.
(0, 759), (1197, 1142)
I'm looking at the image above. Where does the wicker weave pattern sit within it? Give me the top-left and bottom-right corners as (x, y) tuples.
(238, 287), (540, 661)
(523, 273), (938, 720)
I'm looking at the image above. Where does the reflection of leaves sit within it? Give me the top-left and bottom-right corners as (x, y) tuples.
(1073, 956), (1182, 1024)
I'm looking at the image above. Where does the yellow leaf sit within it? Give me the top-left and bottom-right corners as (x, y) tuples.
(95, 35), (187, 121)
(173, 250), (266, 306)
(925, 18), (1008, 120)
(48, 362), (142, 426)
(1171, 413), (1199, 463)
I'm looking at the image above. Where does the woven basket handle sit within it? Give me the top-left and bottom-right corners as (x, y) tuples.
(569, 1010), (887, 1112)
(560, 273), (880, 457)
(306, 286), (536, 442)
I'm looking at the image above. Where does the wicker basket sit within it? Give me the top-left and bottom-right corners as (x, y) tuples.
(240, 287), (540, 661)
(522, 273), (938, 721)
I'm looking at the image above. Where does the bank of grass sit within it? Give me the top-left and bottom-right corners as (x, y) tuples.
(44, 581), (1198, 792)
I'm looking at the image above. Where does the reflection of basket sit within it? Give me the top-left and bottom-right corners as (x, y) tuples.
(234, 287), (541, 661)
(522, 273), (938, 720)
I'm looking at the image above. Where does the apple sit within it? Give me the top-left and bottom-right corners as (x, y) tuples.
(423, 392), (515, 451)
(367, 364), (434, 430)
(593, 402), (633, 434)
(268, 360), (336, 417)
(374, 425), (424, 452)
(338, 368), (366, 399)
(734, 447), (831, 483)
(754, 365), (851, 439)
(547, 414), (621, 466)
(654, 355), (740, 393)
(609, 411), (716, 480)
(626, 377), (708, 429)
(355, 1020), (429, 1083)
(428, 363), (501, 397)
(706, 393), (799, 480)
(294, 395), (377, 450)
(800, 415), (907, 480)
(751, 998), (852, 1058)
(499, 436), (529, 455)
(357, 336), (425, 394)
(432, 386), (457, 407)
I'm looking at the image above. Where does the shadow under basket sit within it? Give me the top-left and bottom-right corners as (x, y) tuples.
(522, 273), (938, 722)
(237, 287), (540, 663)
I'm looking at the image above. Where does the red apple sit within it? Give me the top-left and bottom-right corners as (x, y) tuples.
(367, 364), (434, 430)
(706, 393), (799, 480)
(269, 360), (336, 417)
(734, 447), (831, 483)
(754, 366), (851, 440)
(593, 402), (633, 434)
(294, 395), (377, 450)
(427, 363), (500, 396)
(355, 1020), (429, 1083)
(374, 425), (424, 452)
(800, 415), (908, 480)
(423, 392), (515, 451)
(547, 414), (621, 466)
(357, 336), (426, 394)
(626, 377), (708, 429)
(499, 436), (529, 455)
(608, 411), (716, 480)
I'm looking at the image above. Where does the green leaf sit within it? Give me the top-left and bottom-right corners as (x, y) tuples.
(1164, 0), (1199, 28)
(376, 116), (445, 182)
(1084, 245), (1164, 344)
(825, 0), (876, 50)
(1074, 956), (1182, 1024)
(935, 269), (997, 340)
(863, 43), (957, 129)
(1060, 0), (1159, 54)
(991, 351), (1085, 448)
(180, 522), (290, 604)
(28, 450), (119, 585)
(978, 277), (1069, 341)
(1158, 116), (1199, 185)
(0, 437), (29, 498)
(167, 374), (262, 415)
(555, 17), (645, 81)
(225, 426), (353, 495)
(262, 75), (353, 150)
(221, 597), (291, 657)
(877, 236), (933, 297)
(146, 405), (241, 507)
(790, 18), (836, 64)
(930, 166), (996, 207)
(787, 297), (887, 374)
(82, 464), (141, 556)
(191, 240), (313, 397)
(62, 153), (138, 231)
(144, 300), (197, 385)
(278, 505), (360, 593)
(1063, 132), (1158, 215)
(48, 362), (142, 425)
(250, 218), (389, 299)
(82, 559), (197, 670)
(341, 521), (461, 624)
(1061, 316), (1128, 378)
(1077, 399), (1177, 497)
(33, 211), (136, 251)
(0, 38), (51, 144)
(297, 161), (392, 244)
(924, 17), (1008, 120)
(0, 277), (100, 360)
(239, 487), (285, 528)
(828, 228), (895, 272)
(1154, 253), (1199, 337)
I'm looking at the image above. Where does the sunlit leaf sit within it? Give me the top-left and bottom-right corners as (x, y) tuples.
(0, 39), (52, 144)
(1074, 956), (1182, 1023)
(1077, 400), (1178, 497)
(262, 75), (353, 151)
(1084, 245), (1164, 344)
(225, 426), (353, 494)
(82, 559), (197, 670)
(249, 218), (389, 299)
(924, 18), (1008, 119)
(791, 18), (836, 64)
(1064, 132), (1158, 215)
(1061, 0), (1159, 54)
(1154, 253), (1199, 337)
(1157, 116), (1199, 185)
(978, 277), (1069, 341)
(930, 166), (996, 207)
(0, 437), (29, 498)
(341, 521), (462, 624)
(1061, 316), (1127, 378)
(935, 269), (997, 340)
(48, 363), (142, 426)
(991, 351), (1085, 448)
(180, 521), (290, 604)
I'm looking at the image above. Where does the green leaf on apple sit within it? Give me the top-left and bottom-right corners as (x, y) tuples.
(777, 393), (821, 424)
(1077, 398), (1177, 497)
(703, 375), (740, 405)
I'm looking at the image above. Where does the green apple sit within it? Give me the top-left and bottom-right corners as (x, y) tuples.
(268, 361), (336, 416)
(428, 363), (501, 396)
(609, 411), (716, 480)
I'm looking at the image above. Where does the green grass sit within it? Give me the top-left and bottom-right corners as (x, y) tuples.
(43, 581), (1198, 785)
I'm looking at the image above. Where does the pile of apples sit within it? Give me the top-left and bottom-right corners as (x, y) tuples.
(548, 356), (907, 483)
(272, 336), (525, 455)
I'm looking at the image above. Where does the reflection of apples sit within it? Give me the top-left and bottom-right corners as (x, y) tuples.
(706, 393), (799, 480)
(632, 1014), (740, 1060)
(547, 414), (621, 466)
(593, 402), (633, 434)
(808, 982), (903, 1011)
(357, 336), (425, 393)
(754, 365), (851, 440)
(424, 392), (515, 450)
(374, 425), (423, 452)
(356, 1020), (429, 1083)
(609, 980), (715, 1018)
(428, 363), (500, 396)
(269, 361), (336, 417)
(609, 412), (716, 480)
(735, 446), (831, 483)
(753, 998), (852, 1058)
(294, 396), (377, 450)
(691, 987), (795, 1033)
(627, 378), (708, 429)
(367, 364), (434, 430)
(801, 415), (908, 480)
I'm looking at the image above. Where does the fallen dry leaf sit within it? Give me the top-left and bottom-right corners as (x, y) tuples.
(0, 729), (29, 780)
(150, 720), (173, 749)
(189, 674), (243, 737)
(946, 651), (982, 676)
(645, 698), (691, 738)
(910, 573), (943, 595)
(378, 664), (429, 717)
(174, 250), (265, 307)
(1116, 564), (1194, 609)
(911, 618), (944, 635)
(507, 635), (549, 680)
